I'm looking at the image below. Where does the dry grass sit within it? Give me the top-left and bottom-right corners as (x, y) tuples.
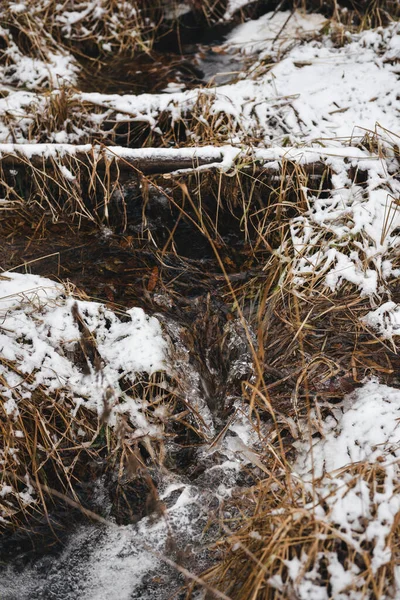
(0, 0), (154, 62)
(0, 0), (237, 75)
(0, 355), (207, 534)
(286, 0), (399, 30)
(141, 150), (400, 598)
(0, 146), (126, 226)
(196, 459), (400, 599)
(0, 277), (211, 532)
(0, 0), (399, 593)
(1, 135), (399, 598)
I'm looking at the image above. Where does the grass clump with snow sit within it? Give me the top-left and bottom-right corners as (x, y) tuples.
(199, 381), (400, 599)
(0, 272), (173, 530)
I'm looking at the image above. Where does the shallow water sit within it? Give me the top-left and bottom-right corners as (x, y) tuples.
(77, 20), (245, 95)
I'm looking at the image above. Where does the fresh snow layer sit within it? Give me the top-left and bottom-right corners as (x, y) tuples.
(0, 272), (167, 426)
(0, 25), (79, 91)
(1, 22), (398, 147)
(288, 146), (400, 295)
(296, 380), (400, 476)
(72, 22), (399, 146)
(0, 142), (225, 164)
(226, 10), (327, 56)
(363, 302), (400, 341)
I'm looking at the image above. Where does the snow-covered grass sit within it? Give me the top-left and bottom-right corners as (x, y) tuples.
(1, 138), (398, 297)
(0, 272), (170, 527)
(202, 380), (400, 599)
(0, 270), (263, 534)
(0, 0), (153, 85)
(0, 1), (400, 598)
(1, 16), (398, 146)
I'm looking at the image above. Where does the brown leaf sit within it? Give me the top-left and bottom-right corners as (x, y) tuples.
(223, 256), (236, 269)
(147, 266), (159, 292)
(120, 235), (134, 249)
(211, 45), (226, 54)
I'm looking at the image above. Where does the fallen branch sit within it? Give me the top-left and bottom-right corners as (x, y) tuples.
(0, 143), (226, 175)
(0, 143), (379, 177)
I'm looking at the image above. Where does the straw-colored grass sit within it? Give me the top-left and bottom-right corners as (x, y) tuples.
(1, 140), (399, 596)
(0, 277), (212, 532)
(196, 459), (400, 599)
(0, 0), (399, 594)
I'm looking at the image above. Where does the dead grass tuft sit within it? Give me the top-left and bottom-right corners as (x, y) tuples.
(198, 459), (400, 598)
(0, 279), (209, 532)
(296, 0), (399, 29)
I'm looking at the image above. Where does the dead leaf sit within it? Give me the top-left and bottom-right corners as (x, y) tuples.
(147, 266), (159, 292)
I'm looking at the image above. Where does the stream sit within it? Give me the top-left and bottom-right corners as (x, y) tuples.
(0, 172), (264, 600)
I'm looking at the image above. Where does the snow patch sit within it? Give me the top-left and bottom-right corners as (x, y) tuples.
(363, 302), (400, 341)
(0, 272), (168, 425)
(288, 381), (400, 596)
(226, 10), (327, 56)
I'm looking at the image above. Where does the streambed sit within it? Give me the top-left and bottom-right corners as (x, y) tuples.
(0, 180), (265, 600)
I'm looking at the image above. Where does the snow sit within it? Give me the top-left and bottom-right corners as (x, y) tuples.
(70, 23), (399, 146)
(1, 6), (400, 599)
(0, 25), (79, 91)
(287, 380), (400, 598)
(0, 483), (208, 600)
(0, 271), (61, 308)
(286, 142), (400, 295)
(224, 0), (252, 20)
(226, 10), (327, 56)
(0, 272), (167, 425)
(0, 142), (224, 164)
(363, 302), (400, 341)
(83, 486), (200, 600)
(296, 380), (400, 475)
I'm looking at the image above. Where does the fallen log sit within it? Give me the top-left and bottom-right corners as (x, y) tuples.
(0, 144), (227, 175)
(0, 143), (379, 178)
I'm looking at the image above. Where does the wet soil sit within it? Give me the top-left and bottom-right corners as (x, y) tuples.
(0, 212), (250, 315)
